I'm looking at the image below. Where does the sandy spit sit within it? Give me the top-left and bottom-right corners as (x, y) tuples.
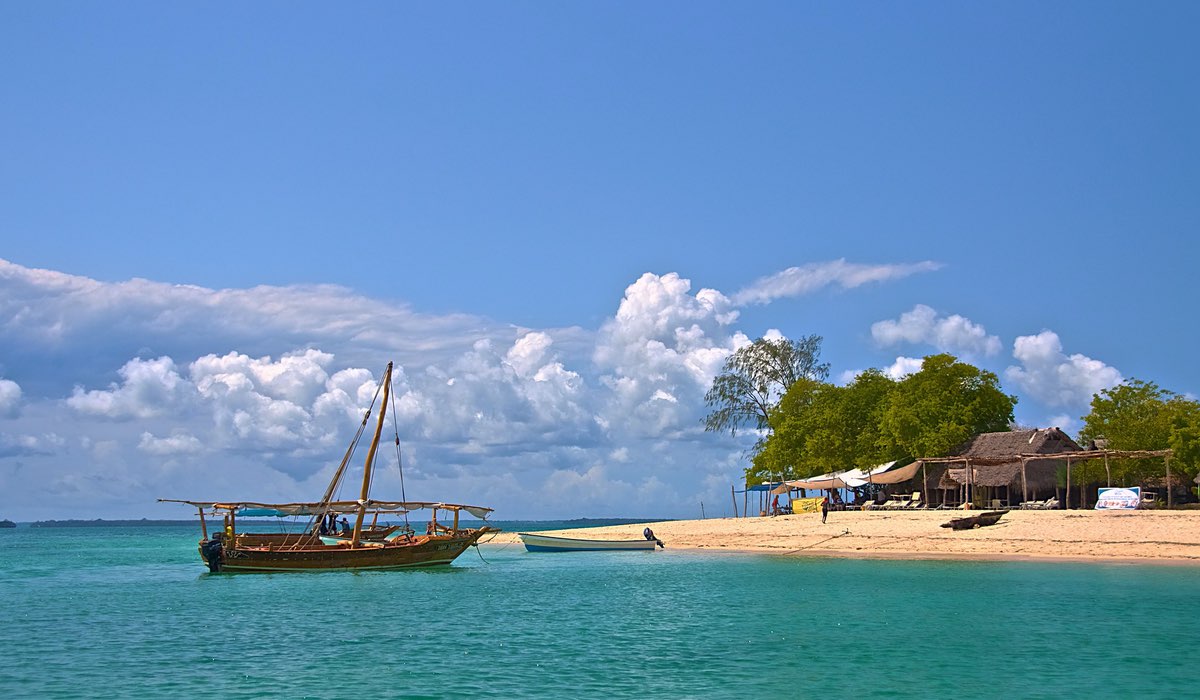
(482, 509), (1200, 565)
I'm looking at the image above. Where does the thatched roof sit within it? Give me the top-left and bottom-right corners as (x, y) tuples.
(940, 464), (1024, 489)
(955, 427), (1082, 460)
(930, 428), (1082, 490)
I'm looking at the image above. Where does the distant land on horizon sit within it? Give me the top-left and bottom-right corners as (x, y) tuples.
(28, 519), (199, 528)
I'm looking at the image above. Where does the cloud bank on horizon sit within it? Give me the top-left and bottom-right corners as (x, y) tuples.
(0, 258), (1125, 520)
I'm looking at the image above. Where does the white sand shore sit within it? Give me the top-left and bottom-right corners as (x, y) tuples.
(484, 509), (1200, 564)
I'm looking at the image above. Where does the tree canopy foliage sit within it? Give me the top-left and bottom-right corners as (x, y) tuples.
(1079, 379), (1200, 484)
(748, 354), (1016, 485)
(751, 370), (895, 482)
(702, 335), (829, 440)
(878, 354), (1016, 459)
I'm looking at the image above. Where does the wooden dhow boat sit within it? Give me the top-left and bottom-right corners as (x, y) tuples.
(161, 362), (496, 573)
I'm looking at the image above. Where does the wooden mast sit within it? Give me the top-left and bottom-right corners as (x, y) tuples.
(351, 362), (392, 547)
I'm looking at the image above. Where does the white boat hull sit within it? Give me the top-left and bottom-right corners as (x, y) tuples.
(518, 532), (659, 552)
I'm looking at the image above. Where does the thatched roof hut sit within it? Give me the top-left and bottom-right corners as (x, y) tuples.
(928, 427), (1082, 504)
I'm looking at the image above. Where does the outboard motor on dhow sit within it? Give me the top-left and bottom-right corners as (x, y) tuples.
(200, 533), (224, 572)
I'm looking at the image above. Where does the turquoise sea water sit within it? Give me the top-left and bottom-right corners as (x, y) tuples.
(1, 523), (1197, 699)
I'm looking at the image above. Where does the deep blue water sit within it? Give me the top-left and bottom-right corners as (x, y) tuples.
(1, 524), (1197, 698)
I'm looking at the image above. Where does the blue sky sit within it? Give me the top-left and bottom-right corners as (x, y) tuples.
(1, 2), (1197, 520)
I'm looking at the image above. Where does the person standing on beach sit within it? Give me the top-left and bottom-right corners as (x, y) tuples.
(821, 495), (829, 524)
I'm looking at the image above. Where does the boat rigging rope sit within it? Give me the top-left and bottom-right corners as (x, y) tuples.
(783, 528), (853, 555)
(302, 370), (387, 539)
(466, 528), (508, 564)
(388, 383), (410, 529)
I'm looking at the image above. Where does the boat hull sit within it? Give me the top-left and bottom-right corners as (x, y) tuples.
(518, 532), (659, 552)
(200, 529), (490, 572)
(941, 510), (1009, 530)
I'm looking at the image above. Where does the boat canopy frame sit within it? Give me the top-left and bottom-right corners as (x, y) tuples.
(158, 498), (494, 520)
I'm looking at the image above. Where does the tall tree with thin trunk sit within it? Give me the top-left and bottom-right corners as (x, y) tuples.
(702, 335), (830, 445)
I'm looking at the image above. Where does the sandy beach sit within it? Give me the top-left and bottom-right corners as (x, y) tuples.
(485, 509), (1200, 564)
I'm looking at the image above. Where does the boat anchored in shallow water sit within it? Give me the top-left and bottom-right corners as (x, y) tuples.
(161, 362), (496, 573)
(518, 529), (665, 552)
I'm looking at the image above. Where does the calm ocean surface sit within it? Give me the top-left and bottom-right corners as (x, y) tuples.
(1, 522), (1197, 699)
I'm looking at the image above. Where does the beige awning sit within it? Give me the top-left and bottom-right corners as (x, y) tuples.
(778, 461), (918, 490)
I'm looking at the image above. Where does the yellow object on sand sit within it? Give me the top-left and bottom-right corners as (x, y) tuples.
(791, 497), (823, 514)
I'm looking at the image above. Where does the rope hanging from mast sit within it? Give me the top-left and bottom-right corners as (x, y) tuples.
(304, 365), (388, 538)
(389, 378), (410, 529)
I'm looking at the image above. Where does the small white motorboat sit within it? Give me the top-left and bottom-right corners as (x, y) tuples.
(518, 532), (663, 552)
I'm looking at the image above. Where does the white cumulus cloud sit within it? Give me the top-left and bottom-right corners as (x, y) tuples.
(593, 273), (745, 436)
(67, 357), (194, 419)
(138, 431), (205, 456)
(839, 356), (925, 385)
(871, 304), (1002, 357)
(0, 379), (21, 418)
(882, 356), (925, 379)
(1005, 330), (1123, 408)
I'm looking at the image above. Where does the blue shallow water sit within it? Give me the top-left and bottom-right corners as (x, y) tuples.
(1, 524), (1197, 698)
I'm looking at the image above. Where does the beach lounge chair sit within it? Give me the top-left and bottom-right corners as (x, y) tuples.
(905, 492), (922, 509)
(880, 496), (903, 510)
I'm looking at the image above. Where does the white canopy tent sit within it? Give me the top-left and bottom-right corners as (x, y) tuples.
(778, 460), (919, 491)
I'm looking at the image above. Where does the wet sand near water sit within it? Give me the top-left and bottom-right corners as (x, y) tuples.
(484, 509), (1200, 564)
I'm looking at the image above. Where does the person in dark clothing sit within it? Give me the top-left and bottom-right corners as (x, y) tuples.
(821, 496), (829, 524)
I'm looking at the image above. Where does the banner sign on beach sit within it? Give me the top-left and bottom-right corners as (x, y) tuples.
(1095, 487), (1141, 510)
(791, 497), (824, 514)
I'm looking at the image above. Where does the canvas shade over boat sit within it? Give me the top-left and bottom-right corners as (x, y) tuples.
(159, 500), (493, 520)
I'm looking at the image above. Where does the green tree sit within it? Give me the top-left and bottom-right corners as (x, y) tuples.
(1167, 397), (1200, 480)
(749, 370), (898, 484)
(878, 354), (1017, 458)
(1080, 379), (1200, 485)
(702, 335), (830, 440)
(749, 376), (826, 483)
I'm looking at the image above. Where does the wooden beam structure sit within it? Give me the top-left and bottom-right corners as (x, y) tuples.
(918, 449), (1175, 509)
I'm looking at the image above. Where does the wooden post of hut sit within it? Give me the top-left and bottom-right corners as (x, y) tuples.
(966, 458), (973, 509)
(1104, 452), (1111, 487)
(1065, 456), (1072, 510)
(1021, 457), (1029, 505)
(921, 461), (928, 508)
(732, 485), (739, 518)
(1166, 454), (1172, 508)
